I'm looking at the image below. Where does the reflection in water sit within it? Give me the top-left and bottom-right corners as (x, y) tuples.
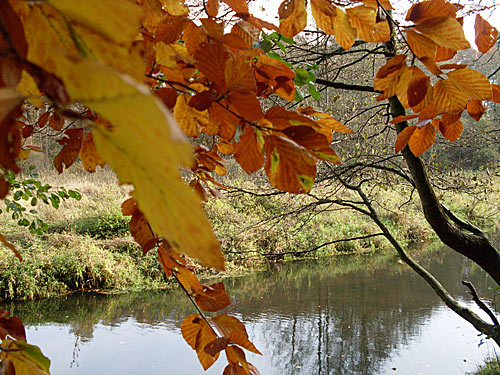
(2, 250), (499, 375)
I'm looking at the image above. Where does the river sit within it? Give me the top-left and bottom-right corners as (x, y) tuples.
(1, 249), (499, 375)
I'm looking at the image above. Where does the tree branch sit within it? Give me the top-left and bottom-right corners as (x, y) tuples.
(315, 78), (380, 93)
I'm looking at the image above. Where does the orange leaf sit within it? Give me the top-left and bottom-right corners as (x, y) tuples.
(79, 132), (105, 173)
(311, 0), (335, 34)
(316, 117), (353, 134)
(374, 55), (407, 97)
(433, 79), (468, 113)
(194, 42), (229, 91)
(417, 103), (441, 120)
(231, 21), (260, 47)
(405, 30), (436, 59)
(466, 99), (485, 122)
(475, 14), (498, 53)
(347, 6), (390, 43)
(200, 18), (224, 42)
(234, 126), (264, 173)
(183, 22), (209, 55)
(174, 94), (209, 137)
(278, 0), (307, 38)
(190, 179), (209, 202)
(492, 84), (500, 103)
(415, 17), (470, 51)
(447, 68), (492, 101)
(181, 314), (203, 350)
(439, 118), (463, 141)
(130, 210), (157, 254)
(225, 58), (257, 94)
(194, 282), (231, 312)
(390, 114), (418, 124)
(54, 128), (83, 173)
(408, 122), (435, 156)
(0, 232), (21, 261)
(212, 314), (261, 354)
(228, 92), (264, 122)
(121, 198), (137, 216)
(156, 15), (189, 44)
(264, 135), (317, 193)
(206, 0), (220, 17)
(406, 0), (458, 24)
(395, 125), (416, 153)
(435, 45), (457, 62)
(221, 0), (249, 14)
(196, 320), (220, 370)
(396, 66), (428, 108)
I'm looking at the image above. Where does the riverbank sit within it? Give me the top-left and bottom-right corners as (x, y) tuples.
(0, 165), (498, 300)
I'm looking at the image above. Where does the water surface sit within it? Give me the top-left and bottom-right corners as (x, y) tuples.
(2, 250), (499, 375)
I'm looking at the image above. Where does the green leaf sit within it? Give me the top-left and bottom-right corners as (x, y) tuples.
(294, 68), (310, 87)
(294, 87), (304, 101)
(308, 83), (321, 100)
(0, 339), (51, 375)
(68, 190), (82, 200)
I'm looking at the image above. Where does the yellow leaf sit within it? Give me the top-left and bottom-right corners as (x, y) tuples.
(346, 6), (390, 43)
(408, 122), (435, 156)
(415, 17), (470, 51)
(156, 42), (179, 69)
(0, 339), (50, 375)
(278, 0), (307, 38)
(311, 1), (357, 50)
(47, 0), (143, 45)
(447, 68), (492, 101)
(174, 94), (210, 137)
(161, 0), (189, 16)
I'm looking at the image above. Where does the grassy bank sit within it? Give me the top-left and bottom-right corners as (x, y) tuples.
(472, 358), (500, 375)
(0, 160), (498, 300)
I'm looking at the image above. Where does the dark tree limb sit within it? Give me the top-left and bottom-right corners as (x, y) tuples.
(315, 78), (380, 93)
(462, 280), (500, 326)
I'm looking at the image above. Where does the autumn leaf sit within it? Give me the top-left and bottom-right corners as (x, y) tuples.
(432, 79), (468, 113)
(264, 135), (317, 193)
(181, 315), (219, 370)
(405, 30), (436, 59)
(212, 314), (261, 354)
(311, 1), (357, 50)
(346, 6), (390, 43)
(54, 128), (83, 173)
(0, 311), (26, 341)
(492, 85), (500, 103)
(129, 210), (157, 254)
(234, 126), (265, 173)
(406, 0), (458, 24)
(475, 14), (498, 53)
(395, 125), (416, 153)
(48, 112), (64, 131)
(206, 0), (220, 17)
(0, 339), (51, 375)
(447, 68), (492, 101)
(408, 122), (435, 156)
(194, 282), (232, 312)
(222, 0), (249, 14)
(414, 17), (470, 51)
(278, 0), (307, 38)
(466, 99), (485, 122)
(439, 118), (463, 142)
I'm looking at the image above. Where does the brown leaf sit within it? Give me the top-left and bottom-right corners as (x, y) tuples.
(234, 126), (265, 173)
(189, 89), (218, 111)
(212, 314), (261, 354)
(206, 0), (220, 17)
(121, 198), (137, 216)
(0, 232), (21, 261)
(435, 45), (457, 62)
(390, 115), (418, 124)
(49, 112), (65, 131)
(0, 176), (9, 199)
(225, 58), (257, 94)
(347, 6), (390, 43)
(195, 281), (231, 312)
(130, 210), (157, 254)
(79, 132), (106, 173)
(466, 99), (485, 122)
(21, 124), (34, 138)
(155, 88), (178, 110)
(200, 18), (224, 42)
(205, 337), (230, 356)
(223, 364), (248, 375)
(195, 320), (220, 370)
(278, 0), (307, 38)
(181, 314), (204, 350)
(0, 90), (23, 173)
(475, 14), (498, 53)
(0, 312), (26, 341)
(408, 122), (435, 156)
(54, 128), (83, 173)
(0, 0), (28, 58)
(183, 22), (209, 55)
(230, 21), (260, 48)
(395, 125), (416, 153)
(190, 179), (209, 202)
(37, 112), (50, 128)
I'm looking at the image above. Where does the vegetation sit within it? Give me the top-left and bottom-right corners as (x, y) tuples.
(0, 0), (500, 374)
(473, 358), (500, 375)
